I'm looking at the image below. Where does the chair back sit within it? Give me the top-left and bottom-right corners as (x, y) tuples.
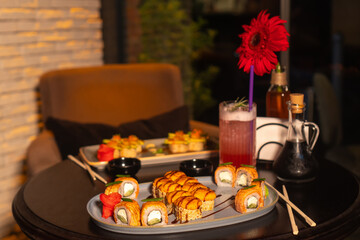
(39, 63), (184, 126)
(313, 73), (342, 147)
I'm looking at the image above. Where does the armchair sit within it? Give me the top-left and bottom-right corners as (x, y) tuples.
(27, 63), (219, 177)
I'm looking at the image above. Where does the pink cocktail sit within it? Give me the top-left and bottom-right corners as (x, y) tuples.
(219, 101), (257, 168)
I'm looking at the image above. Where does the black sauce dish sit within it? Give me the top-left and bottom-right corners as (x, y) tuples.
(180, 159), (214, 177)
(106, 157), (141, 177)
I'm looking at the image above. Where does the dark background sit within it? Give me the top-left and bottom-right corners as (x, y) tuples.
(101, 0), (360, 146)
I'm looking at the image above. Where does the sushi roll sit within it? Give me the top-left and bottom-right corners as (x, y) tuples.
(182, 182), (207, 192)
(165, 131), (189, 153)
(164, 170), (186, 182)
(105, 177), (139, 199)
(214, 164), (236, 187)
(174, 196), (202, 223)
(235, 165), (259, 187)
(235, 185), (264, 214)
(175, 176), (199, 186)
(152, 177), (173, 198)
(165, 190), (192, 214)
(157, 181), (182, 199)
(252, 178), (268, 200)
(113, 199), (141, 226)
(140, 201), (168, 226)
(190, 188), (217, 211)
(188, 129), (206, 152)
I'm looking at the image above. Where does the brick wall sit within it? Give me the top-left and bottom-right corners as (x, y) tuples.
(0, 0), (103, 237)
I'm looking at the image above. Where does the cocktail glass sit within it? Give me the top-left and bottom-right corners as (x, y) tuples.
(219, 101), (257, 168)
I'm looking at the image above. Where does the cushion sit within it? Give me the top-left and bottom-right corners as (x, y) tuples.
(45, 105), (190, 159)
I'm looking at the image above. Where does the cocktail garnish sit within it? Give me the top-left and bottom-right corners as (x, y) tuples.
(230, 97), (248, 111)
(141, 198), (163, 202)
(105, 181), (123, 187)
(219, 162), (233, 166)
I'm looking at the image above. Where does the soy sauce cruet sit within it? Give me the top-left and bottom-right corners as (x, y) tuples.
(273, 93), (320, 183)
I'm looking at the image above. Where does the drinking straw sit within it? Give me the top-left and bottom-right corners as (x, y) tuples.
(249, 65), (254, 111)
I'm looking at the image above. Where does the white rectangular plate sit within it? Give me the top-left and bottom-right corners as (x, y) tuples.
(86, 176), (278, 234)
(79, 138), (219, 169)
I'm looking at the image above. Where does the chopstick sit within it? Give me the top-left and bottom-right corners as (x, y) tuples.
(265, 181), (316, 227)
(68, 155), (108, 184)
(283, 185), (299, 235)
(84, 161), (96, 182)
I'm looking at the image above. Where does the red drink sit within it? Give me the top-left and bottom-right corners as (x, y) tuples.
(219, 101), (256, 168)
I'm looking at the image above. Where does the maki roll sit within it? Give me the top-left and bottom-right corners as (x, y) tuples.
(214, 164), (236, 187)
(165, 190), (192, 214)
(190, 188), (217, 211)
(140, 201), (168, 226)
(164, 170), (187, 182)
(105, 177), (139, 199)
(235, 165), (258, 187)
(113, 199), (141, 226)
(188, 129), (206, 152)
(235, 186), (264, 214)
(175, 176), (199, 186)
(165, 131), (189, 153)
(152, 177), (173, 198)
(174, 196), (202, 223)
(182, 182), (207, 192)
(157, 181), (182, 199)
(252, 178), (268, 200)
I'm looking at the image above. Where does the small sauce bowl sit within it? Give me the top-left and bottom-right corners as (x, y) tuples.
(180, 159), (214, 177)
(106, 157), (141, 177)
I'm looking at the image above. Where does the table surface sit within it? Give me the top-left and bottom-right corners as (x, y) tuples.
(13, 156), (360, 240)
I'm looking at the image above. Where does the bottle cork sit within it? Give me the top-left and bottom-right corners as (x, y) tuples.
(290, 93), (304, 113)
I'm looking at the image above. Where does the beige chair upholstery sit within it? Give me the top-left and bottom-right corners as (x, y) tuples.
(27, 63), (219, 177)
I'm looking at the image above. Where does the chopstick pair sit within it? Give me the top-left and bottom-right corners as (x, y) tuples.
(265, 181), (316, 230)
(68, 155), (107, 184)
(283, 185), (299, 235)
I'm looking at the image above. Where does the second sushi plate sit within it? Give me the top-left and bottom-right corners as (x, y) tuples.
(87, 176), (278, 234)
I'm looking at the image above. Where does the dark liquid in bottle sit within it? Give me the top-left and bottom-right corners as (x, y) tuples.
(273, 140), (318, 183)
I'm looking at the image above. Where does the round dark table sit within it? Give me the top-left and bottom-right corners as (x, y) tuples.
(13, 157), (360, 240)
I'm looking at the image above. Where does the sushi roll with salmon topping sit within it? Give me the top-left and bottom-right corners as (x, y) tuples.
(252, 178), (268, 200)
(105, 177), (139, 199)
(165, 190), (192, 214)
(190, 188), (217, 211)
(174, 196), (202, 222)
(164, 170), (187, 182)
(235, 185), (264, 214)
(214, 163), (236, 187)
(175, 176), (199, 186)
(140, 201), (168, 226)
(152, 177), (173, 198)
(113, 199), (140, 226)
(182, 182), (207, 192)
(235, 165), (259, 187)
(157, 181), (182, 199)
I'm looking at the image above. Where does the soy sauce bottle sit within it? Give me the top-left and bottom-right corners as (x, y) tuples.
(273, 93), (320, 183)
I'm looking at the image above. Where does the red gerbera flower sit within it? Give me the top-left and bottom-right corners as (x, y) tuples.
(236, 10), (290, 76)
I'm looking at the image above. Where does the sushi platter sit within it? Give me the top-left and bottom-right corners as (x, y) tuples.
(87, 176), (278, 234)
(80, 138), (219, 170)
